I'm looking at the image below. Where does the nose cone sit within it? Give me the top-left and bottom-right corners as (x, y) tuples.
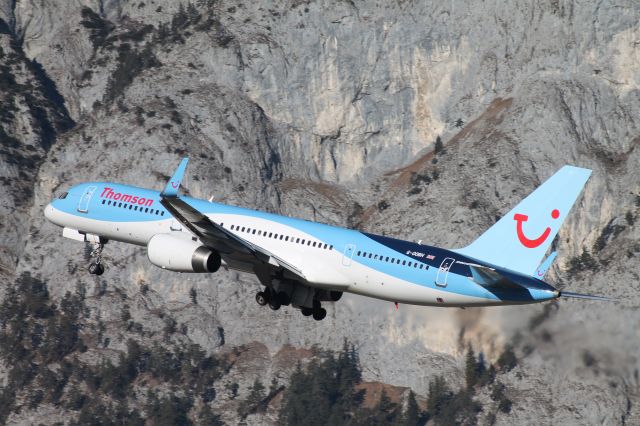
(44, 203), (54, 221)
(44, 202), (64, 226)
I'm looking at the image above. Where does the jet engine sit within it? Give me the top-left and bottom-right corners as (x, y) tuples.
(147, 233), (221, 273)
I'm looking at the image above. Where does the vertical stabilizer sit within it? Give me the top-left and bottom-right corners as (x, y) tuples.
(453, 166), (591, 275)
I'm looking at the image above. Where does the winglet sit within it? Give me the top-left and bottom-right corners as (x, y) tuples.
(534, 251), (557, 279)
(161, 157), (189, 197)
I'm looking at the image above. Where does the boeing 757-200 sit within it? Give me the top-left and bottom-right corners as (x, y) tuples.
(44, 158), (609, 321)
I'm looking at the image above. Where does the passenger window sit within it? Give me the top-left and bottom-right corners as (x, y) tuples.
(402, 260), (406, 265)
(134, 206), (138, 211)
(307, 241), (311, 246)
(128, 205), (132, 209)
(161, 211), (165, 216)
(374, 255), (378, 260)
(385, 256), (389, 262)
(357, 251), (361, 256)
(101, 200), (105, 205)
(145, 208), (148, 213)
(57, 192), (68, 199)
(285, 236), (289, 241)
(118, 203), (122, 207)
(296, 238), (300, 243)
(258, 230), (261, 235)
(252, 230), (256, 234)
(330, 245), (333, 250)
(368, 253), (372, 258)
(279, 235), (284, 240)
(323, 244), (327, 249)
(301, 239), (305, 244)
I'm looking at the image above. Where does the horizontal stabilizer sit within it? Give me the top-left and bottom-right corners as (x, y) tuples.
(460, 261), (523, 290)
(560, 291), (614, 302)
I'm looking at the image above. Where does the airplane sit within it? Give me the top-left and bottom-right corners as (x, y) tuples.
(44, 158), (610, 321)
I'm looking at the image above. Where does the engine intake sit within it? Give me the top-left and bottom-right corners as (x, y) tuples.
(147, 233), (221, 273)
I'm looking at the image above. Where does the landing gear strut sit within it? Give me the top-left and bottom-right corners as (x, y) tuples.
(88, 242), (105, 276)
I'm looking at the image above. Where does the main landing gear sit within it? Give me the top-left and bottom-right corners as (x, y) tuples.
(88, 241), (105, 276)
(255, 288), (327, 321)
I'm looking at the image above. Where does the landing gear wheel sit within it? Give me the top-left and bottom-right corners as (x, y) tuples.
(94, 264), (105, 276)
(312, 308), (327, 321)
(301, 307), (313, 317)
(88, 263), (99, 275)
(256, 291), (268, 306)
(268, 299), (281, 311)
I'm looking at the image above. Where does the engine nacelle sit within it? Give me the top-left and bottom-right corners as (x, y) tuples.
(147, 233), (221, 273)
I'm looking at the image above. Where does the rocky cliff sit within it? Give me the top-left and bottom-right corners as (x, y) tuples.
(1, 0), (639, 424)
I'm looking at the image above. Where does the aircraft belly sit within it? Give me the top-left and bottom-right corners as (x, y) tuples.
(344, 261), (490, 307)
(48, 208), (165, 246)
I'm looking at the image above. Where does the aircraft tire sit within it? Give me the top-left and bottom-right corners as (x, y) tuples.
(256, 292), (268, 306)
(312, 308), (326, 321)
(269, 299), (281, 311)
(88, 263), (98, 275)
(95, 264), (105, 276)
(301, 307), (313, 316)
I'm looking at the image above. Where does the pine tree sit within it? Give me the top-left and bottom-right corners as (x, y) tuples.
(427, 376), (449, 418)
(376, 389), (398, 423)
(434, 135), (444, 154)
(238, 378), (266, 417)
(465, 346), (478, 390)
(401, 390), (421, 426)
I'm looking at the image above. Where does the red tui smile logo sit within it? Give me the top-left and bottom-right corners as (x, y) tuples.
(171, 181), (179, 189)
(514, 209), (560, 248)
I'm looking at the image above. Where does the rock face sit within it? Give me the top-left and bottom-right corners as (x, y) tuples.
(2, 0), (640, 423)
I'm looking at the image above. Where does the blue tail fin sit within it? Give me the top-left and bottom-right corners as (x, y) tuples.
(453, 165), (591, 275)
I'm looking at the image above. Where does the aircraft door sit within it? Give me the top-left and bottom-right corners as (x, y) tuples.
(342, 244), (355, 266)
(77, 186), (97, 213)
(435, 257), (455, 287)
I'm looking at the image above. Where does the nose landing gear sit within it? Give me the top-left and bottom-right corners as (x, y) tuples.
(88, 241), (105, 276)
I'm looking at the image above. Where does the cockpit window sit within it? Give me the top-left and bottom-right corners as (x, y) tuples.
(58, 192), (68, 200)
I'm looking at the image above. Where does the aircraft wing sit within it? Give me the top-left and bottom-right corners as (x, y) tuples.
(160, 195), (307, 282)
